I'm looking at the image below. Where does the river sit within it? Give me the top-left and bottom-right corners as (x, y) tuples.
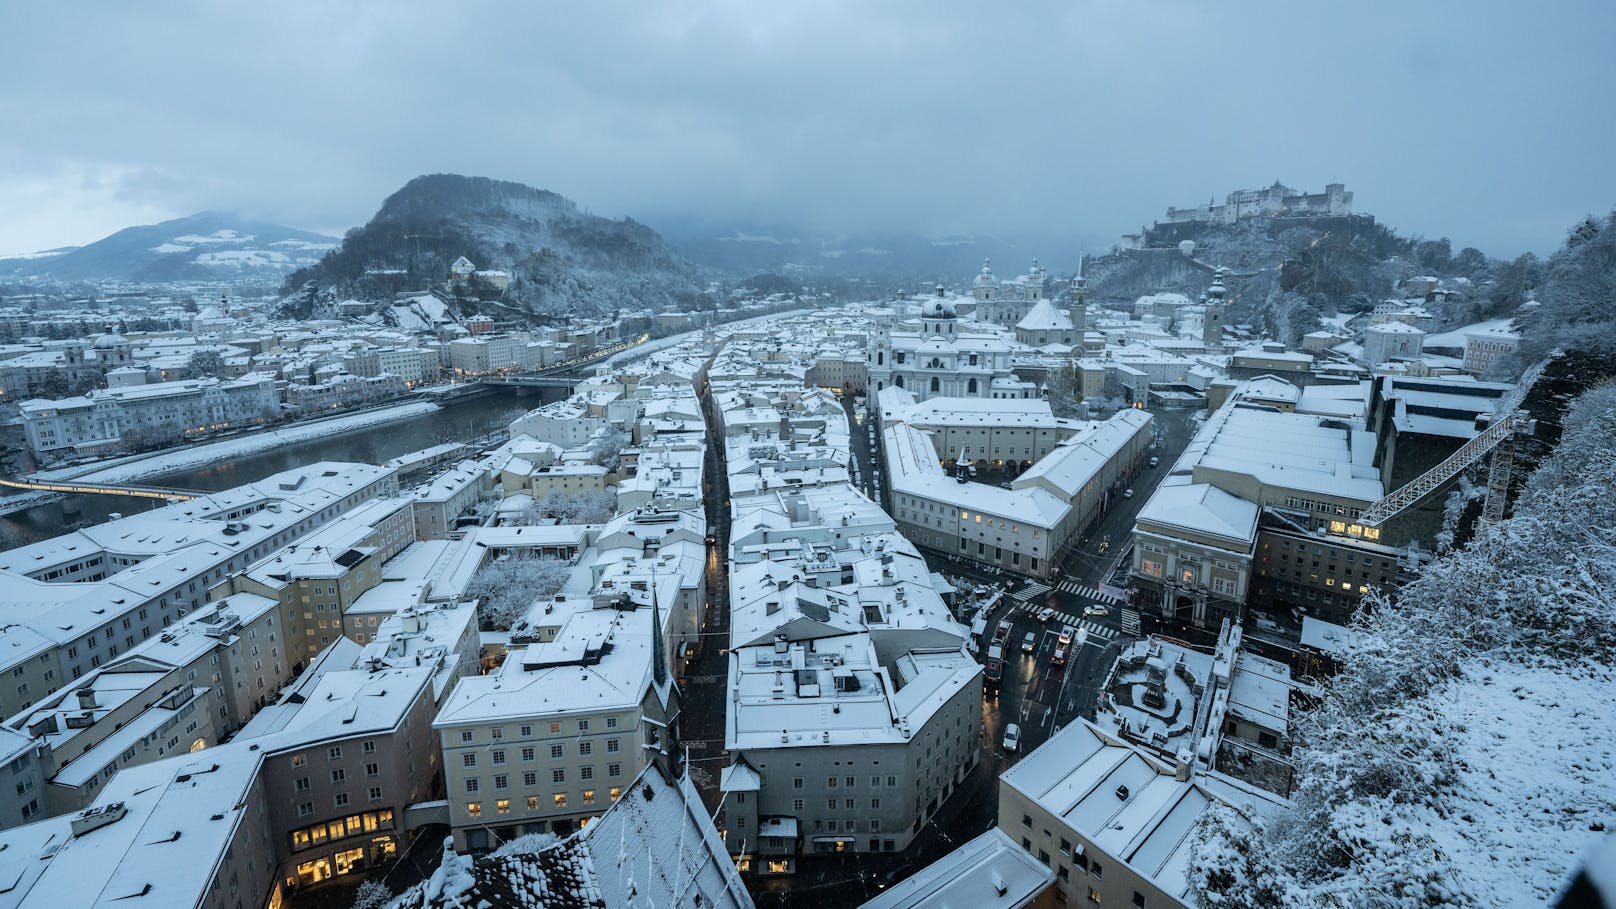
(0, 387), (562, 547)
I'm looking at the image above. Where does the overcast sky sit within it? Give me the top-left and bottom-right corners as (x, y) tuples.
(2, 1), (1612, 259)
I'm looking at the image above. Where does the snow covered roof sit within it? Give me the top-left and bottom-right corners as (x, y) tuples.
(1015, 299), (1073, 331)
(1136, 483), (1259, 547)
(859, 828), (1054, 909)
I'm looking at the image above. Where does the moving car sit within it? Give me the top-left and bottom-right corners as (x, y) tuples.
(1057, 626), (1074, 646)
(1003, 723), (1021, 752)
(1148, 456), (1160, 467)
(1036, 606), (1057, 623)
(1022, 631), (1037, 653)
(1123, 488), (1134, 499)
(1084, 604), (1109, 618)
(1051, 645), (1067, 666)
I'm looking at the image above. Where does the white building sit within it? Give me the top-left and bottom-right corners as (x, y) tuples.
(19, 373), (278, 458)
(1463, 324), (1520, 374)
(867, 287), (1037, 406)
(1363, 321), (1425, 366)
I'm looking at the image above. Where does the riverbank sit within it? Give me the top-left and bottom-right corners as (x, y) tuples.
(31, 401), (443, 486)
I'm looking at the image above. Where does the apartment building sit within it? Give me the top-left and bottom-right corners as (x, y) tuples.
(433, 599), (679, 851)
(18, 373), (279, 458)
(0, 462), (399, 718)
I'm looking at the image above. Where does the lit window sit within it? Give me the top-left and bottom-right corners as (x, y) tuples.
(466, 802), (481, 817)
(609, 787), (621, 802)
(553, 794), (567, 808)
(496, 799), (510, 815)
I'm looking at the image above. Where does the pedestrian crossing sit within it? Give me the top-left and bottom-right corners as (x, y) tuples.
(1012, 602), (1118, 641)
(1120, 608), (1142, 636)
(1009, 581), (1053, 602)
(1054, 579), (1125, 605)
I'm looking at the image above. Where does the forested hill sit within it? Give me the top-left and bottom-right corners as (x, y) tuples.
(1084, 211), (1519, 345)
(282, 174), (702, 319)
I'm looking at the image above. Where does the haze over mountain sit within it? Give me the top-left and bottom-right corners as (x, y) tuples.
(0, 212), (337, 284)
(283, 174), (701, 319)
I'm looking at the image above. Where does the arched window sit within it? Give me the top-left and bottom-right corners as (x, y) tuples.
(894, 375), (904, 389)
(930, 377), (941, 393)
(967, 378), (978, 394)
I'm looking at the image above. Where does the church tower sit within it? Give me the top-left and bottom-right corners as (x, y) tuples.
(1068, 253), (1089, 332)
(1202, 268), (1228, 348)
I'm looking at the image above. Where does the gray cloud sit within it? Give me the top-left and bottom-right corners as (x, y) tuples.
(1, 0), (1612, 258)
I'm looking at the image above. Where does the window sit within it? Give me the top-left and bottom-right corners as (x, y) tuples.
(549, 722), (561, 733)
(330, 768), (345, 783)
(578, 741), (592, 756)
(606, 739), (620, 754)
(465, 778), (480, 793)
(827, 799), (837, 811)
(582, 790), (595, 805)
(492, 750), (506, 765)
(369, 787), (382, 801)
(609, 787), (621, 802)
(466, 802), (481, 818)
(577, 719), (589, 732)
(496, 799), (510, 815)
(527, 796), (539, 811)
(362, 740), (376, 754)
(552, 769), (565, 783)
(553, 794), (567, 808)
(844, 776), (855, 788)
(334, 793), (349, 807)
(327, 746), (342, 760)
(520, 725), (533, 736)
(580, 766), (593, 780)
(1132, 893), (1146, 908)
(793, 799), (804, 812)
(494, 774), (508, 790)
(827, 777), (837, 788)
(521, 747), (535, 761)
(292, 754), (307, 768)
(844, 798), (855, 809)
(793, 777), (804, 789)
(1091, 861), (1103, 879)
(295, 777), (310, 792)
(297, 802), (313, 818)
(550, 744), (564, 759)
(365, 762), (379, 777)
(1088, 887), (1101, 904)
(1022, 814), (1032, 828)
(462, 753), (477, 768)
(608, 763), (622, 778)
(460, 730), (473, 743)
(605, 717), (617, 729)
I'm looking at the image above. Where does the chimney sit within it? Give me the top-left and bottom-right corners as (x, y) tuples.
(76, 689), (97, 711)
(1175, 748), (1193, 782)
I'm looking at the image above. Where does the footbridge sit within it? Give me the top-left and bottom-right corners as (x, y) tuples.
(0, 477), (201, 501)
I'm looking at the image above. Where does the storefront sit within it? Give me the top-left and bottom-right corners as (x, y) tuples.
(286, 809), (399, 890)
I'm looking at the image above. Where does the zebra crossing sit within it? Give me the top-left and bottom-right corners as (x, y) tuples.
(1013, 602), (1118, 641)
(1009, 581), (1053, 602)
(1055, 579), (1125, 605)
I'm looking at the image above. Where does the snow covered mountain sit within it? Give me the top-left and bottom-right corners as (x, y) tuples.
(0, 212), (338, 284)
(283, 173), (701, 319)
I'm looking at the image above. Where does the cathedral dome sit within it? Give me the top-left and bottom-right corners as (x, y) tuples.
(973, 259), (997, 288)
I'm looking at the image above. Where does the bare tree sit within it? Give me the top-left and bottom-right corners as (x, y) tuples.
(466, 556), (575, 629)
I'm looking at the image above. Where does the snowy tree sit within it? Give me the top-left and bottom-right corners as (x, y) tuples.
(490, 831), (561, 857)
(184, 349), (226, 380)
(348, 879), (392, 909)
(535, 488), (615, 524)
(1044, 361), (1084, 419)
(465, 556), (574, 630)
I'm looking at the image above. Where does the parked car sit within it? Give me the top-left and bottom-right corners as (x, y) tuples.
(1003, 723), (1021, 752)
(1022, 631), (1037, 653)
(1123, 488), (1134, 499)
(1084, 604), (1109, 618)
(993, 619), (1013, 646)
(1148, 456), (1159, 467)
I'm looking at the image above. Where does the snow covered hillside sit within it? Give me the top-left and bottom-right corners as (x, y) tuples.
(1187, 381), (1616, 908)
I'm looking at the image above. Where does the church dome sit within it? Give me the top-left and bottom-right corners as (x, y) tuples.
(973, 259), (997, 288)
(921, 297), (957, 320)
(93, 332), (129, 349)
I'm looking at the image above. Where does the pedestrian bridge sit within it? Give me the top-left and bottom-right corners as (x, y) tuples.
(0, 477), (201, 501)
